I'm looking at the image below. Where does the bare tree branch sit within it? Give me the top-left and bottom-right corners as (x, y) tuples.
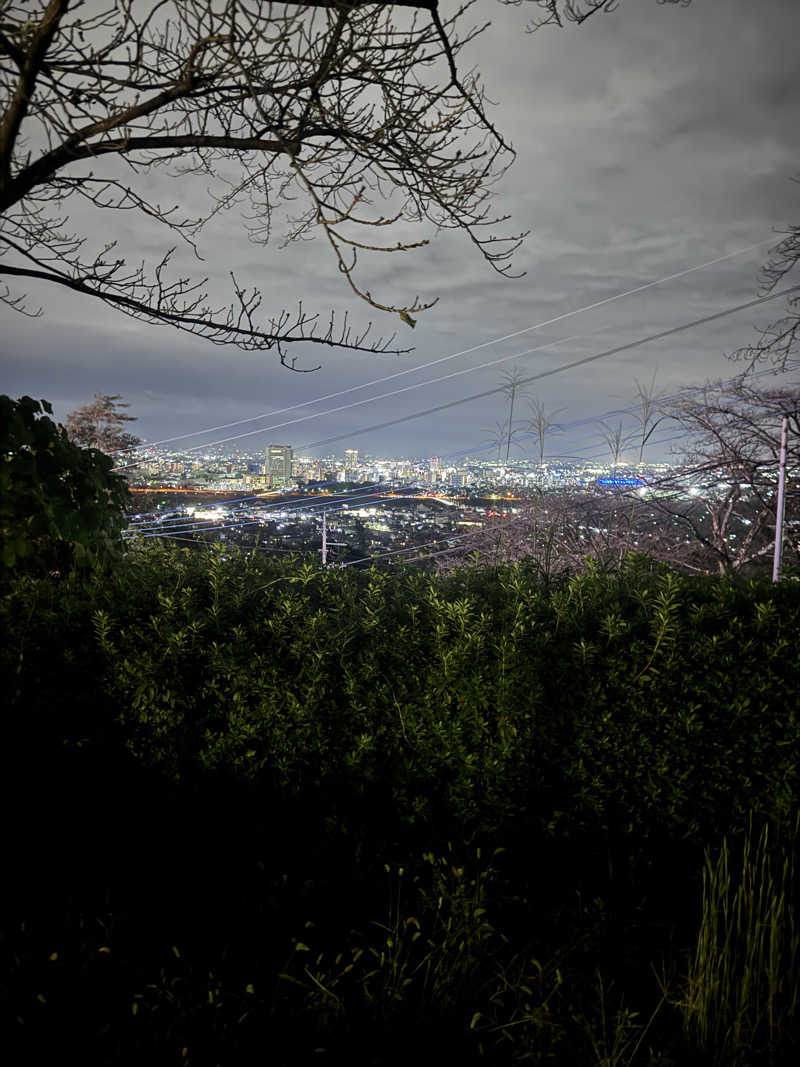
(0, 0), (524, 362)
(498, 0), (691, 36)
(733, 178), (800, 373)
(645, 378), (800, 574)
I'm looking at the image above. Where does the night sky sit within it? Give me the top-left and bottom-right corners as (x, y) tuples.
(2, 0), (799, 465)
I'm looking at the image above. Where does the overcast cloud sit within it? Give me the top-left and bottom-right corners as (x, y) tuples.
(2, 0), (798, 465)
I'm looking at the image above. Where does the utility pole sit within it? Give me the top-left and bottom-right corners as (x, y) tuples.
(772, 412), (789, 583)
(320, 511), (347, 567)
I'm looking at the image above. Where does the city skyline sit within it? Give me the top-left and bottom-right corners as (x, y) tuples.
(126, 438), (676, 494)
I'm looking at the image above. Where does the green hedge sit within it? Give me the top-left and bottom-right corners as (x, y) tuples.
(2, 547), (799, 1064)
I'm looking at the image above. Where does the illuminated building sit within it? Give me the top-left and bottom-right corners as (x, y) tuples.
(266, 444), (293, 487)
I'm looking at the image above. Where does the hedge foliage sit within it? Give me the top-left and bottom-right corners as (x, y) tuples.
(2, 546), (799, 1064)
(0, 395), (130, 573)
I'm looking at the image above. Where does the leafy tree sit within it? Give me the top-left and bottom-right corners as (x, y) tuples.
(66, 392), (141, 454)
(0, 394), (131, 572)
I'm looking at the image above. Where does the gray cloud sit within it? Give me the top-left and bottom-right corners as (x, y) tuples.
(2, 0), (798, 463)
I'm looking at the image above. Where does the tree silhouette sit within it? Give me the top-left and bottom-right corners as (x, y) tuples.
(525, 396), (564, 468)
(66, 393), (141, 454)
(734, 180), (800, 372)
(1, 394), (130, 573)
(0, 0), (526, 366)
(647, 378), (800, 574)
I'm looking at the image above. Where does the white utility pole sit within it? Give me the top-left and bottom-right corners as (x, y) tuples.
(772, 413), (789, 583)
(320, 511), (347, 567)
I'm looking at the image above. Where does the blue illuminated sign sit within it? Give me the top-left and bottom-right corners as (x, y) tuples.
(596, 478), (644, 486)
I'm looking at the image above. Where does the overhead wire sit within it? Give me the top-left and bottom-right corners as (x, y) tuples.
(138, 372), (798, 550)
(338, 512), (533, 569)
(125, 479), (343, 521)
(127, 483), (422, 541)
(144, 533), (308, 553)
(110, 237), (773, 458)
(114, 281), (797, 470)
(125, 480), (388, 533)
(111, 331), (584, 470)
(118, 244), (798, 561)
(334, 395), (800, 571)
(440, 364), (791, 464)
(140, 422), (706, 560)
(129, 363), (786, 531)
(126, 366), (796, 554)
(333, 437), (701, 570)
(296, 284), (800, 452)
(397, 469), (709, 570)
(134, 431), (791, 567)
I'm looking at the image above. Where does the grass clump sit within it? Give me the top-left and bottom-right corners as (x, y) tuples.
(679, 816), (800, 1064)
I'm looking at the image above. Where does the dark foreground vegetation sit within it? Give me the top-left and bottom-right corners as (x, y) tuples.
(2, 544), (799, 1065)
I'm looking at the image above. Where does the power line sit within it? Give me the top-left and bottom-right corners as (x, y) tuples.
(122, 362), (797, 558)
(134, 519), (263, 540)
(126, 480), (387, 531)
(390, 366), (785, 469)
(128, 364), (797, 550)
(277, 428), (699, 571)
(146, 533), (306, 553)
(334, 408), (800, 571)
(124, 479), (344, 521)
(127, 484), (421, 540)
(126, 364), (783, 521)
(338, 512), (529, 568)
(116, 280), (789, 470)
(127, 433), (790, 568)
(125, 480), (386, 524)
(125, 377), (792, 546)
(111, 237), (772, 457)
(297, 284), (800, 452)
(112, 332), (583, 469)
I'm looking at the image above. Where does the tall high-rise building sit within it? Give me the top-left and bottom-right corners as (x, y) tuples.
(343, 448), (359, 482)
(265, 444), (293, 487)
